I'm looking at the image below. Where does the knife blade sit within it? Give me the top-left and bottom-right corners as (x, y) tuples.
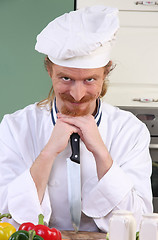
(67, 133), (81, 232)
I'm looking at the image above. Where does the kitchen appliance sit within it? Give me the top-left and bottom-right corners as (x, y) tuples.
(117, 106), (158, 213)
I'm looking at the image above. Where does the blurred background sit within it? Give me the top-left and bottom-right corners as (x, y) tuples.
(0, 0), (73, 121)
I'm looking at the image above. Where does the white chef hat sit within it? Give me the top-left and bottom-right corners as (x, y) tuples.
(35, 5), (119, 69)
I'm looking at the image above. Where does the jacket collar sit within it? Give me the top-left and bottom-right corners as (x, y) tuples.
(51, 98), (102, 127)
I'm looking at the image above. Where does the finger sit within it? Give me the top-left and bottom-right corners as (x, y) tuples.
(58, 115), (96, 131)
(56, 118), (80, 135)
(57, 113), (72, 119)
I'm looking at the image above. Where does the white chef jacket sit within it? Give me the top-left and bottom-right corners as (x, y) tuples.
(0, 99), (153, 232)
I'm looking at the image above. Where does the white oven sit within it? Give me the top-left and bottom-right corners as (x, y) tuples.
(118, 106), (158, 213)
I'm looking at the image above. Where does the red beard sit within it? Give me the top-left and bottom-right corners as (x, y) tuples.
(59, 93), (97, 116)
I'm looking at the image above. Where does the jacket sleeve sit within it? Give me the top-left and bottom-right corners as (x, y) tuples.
(0, 115), (51, 229)
(81, 117), (153, 232)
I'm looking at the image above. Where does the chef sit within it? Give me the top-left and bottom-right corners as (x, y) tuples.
(0, 5), (153, 232)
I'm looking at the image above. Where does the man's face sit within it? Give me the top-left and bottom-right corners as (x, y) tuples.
(50, 64), (106, 116)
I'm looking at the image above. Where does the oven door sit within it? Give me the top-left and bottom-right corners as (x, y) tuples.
(116, 107), (158, 213)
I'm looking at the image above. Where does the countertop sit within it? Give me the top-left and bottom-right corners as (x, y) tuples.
(61, 231), (106, 240)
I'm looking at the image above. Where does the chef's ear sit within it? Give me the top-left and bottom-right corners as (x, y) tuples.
(44, 56), (53, 77)
(104, 61), (113, 76)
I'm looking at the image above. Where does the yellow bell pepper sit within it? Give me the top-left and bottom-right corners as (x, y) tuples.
(0, 213), (16, 240)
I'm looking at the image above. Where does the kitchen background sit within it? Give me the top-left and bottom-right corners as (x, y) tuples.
(1, 0), (158, 210)
(0, 0), (73, 122)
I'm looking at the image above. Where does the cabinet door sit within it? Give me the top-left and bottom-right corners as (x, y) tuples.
(75, 0), (158, 85)
(110, 11), (158, 85)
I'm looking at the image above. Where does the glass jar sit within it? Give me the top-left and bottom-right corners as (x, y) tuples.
(139, 213), (158, 240)
(109, 210), (136, 240)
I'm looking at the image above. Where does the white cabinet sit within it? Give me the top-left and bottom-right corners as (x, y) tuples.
(76, 0), (158, 11)
(76, 0), (158, 107)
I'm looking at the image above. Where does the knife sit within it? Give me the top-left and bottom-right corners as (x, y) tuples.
(67, 133), (81, 232)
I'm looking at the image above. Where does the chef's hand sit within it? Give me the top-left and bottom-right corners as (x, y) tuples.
(57, 113), (103, 153)
(44, 117), (79, 158)
(57, 113), (113, 179)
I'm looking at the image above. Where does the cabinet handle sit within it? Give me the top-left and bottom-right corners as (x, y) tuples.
(150, 144), (158, 149)
(135, 1), (158, 5)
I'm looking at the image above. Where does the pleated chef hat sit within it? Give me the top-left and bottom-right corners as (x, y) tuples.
(35, 5), (119, 69)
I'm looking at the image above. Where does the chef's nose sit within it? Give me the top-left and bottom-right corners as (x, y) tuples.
(70, 82), (86, 101)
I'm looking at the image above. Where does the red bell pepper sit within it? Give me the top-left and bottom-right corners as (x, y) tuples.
(19, 214), (62, 240)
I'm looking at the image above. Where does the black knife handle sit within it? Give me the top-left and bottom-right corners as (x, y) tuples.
(70, 133), (80, 164)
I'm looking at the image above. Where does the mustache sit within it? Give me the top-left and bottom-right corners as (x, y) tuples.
(59, 93), (95, 103)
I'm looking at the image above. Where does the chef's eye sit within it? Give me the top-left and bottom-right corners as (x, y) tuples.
(86, 78), (95, 82)
(62, 77), (71, 81)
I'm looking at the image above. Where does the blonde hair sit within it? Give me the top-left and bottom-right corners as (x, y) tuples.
(37, 57), (114, 110)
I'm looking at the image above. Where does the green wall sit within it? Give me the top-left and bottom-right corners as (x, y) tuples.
(0, 0), (74, 121)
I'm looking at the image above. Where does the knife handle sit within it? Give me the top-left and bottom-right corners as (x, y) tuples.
(70, 133), (80, 164)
